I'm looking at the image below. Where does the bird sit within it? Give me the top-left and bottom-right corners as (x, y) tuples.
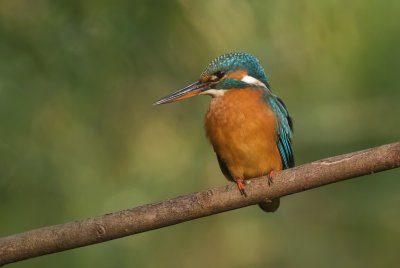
(154, 52), (294, 212)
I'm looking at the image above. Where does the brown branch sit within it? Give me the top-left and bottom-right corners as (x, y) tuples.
(1, 142), (399, 266)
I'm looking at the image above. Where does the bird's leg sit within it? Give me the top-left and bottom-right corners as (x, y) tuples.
(235, 177), (247, 197)
(267, 170), (276, 186)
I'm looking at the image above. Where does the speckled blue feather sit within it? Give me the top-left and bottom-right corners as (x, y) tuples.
(202, 52), (270, 86)
(264, 90), (294, 169)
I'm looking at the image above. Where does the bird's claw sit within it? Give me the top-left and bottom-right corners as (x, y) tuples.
(235, 178), (247, 197)
(267, 170), (276, 186)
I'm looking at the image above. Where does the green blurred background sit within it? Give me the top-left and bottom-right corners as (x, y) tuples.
(1, 0), (399, 267)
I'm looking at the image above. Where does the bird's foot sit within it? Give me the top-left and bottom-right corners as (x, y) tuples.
(267, 170), (276, 186)
(235, 178), (247, 197)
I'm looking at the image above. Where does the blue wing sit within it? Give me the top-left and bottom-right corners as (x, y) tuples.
(265, 92), (294, 169)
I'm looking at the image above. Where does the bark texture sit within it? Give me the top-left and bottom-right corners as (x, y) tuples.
(0, 142), (399, 266)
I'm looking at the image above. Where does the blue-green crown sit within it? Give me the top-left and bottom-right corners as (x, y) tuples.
(201, 52), (270, 86)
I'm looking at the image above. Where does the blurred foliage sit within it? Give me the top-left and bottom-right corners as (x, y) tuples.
(0, 0), (399, 267)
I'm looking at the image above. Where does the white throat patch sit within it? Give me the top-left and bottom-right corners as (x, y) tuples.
(200, 89), (226, 97)
(241, 75), (266, 87)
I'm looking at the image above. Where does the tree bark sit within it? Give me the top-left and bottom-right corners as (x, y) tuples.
(0, 142), (399, 266)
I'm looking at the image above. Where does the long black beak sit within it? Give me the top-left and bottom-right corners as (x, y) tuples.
(153, 81), (211, 105)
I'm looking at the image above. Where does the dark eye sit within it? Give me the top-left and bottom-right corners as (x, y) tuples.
(215, 71), (225, 78)
(210, 71), (225, 81)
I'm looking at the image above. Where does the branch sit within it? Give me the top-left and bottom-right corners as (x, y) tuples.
(1, 142), (399, 266)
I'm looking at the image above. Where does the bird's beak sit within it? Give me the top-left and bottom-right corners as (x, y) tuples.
(153, 81), (211, 105)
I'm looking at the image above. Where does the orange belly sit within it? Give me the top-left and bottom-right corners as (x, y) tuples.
(204, 88), (282, 180)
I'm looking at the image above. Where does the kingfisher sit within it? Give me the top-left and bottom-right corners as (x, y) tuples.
(154, 52), (294, 212)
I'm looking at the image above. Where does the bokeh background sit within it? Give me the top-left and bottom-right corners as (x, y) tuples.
(1, 0), (399, 267)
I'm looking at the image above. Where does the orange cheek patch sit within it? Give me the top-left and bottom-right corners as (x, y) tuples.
(226, 70), (247, 80)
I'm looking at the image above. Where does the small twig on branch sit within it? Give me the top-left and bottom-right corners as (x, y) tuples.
(0, 142), (399, 266)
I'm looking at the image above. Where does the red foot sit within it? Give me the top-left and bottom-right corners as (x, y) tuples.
(235, 178), (247, 197)
(267, 170), (276, 186)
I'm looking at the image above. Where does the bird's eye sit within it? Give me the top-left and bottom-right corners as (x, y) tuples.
(210, 71), (225, 81)
(215, 71), (225, 78)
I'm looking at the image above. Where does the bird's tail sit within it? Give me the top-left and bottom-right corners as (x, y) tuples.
(258, 198), (280, 212)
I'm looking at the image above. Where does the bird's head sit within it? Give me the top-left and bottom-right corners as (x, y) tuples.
(154, 52), (270, 105)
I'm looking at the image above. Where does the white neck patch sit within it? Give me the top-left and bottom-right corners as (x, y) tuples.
(200, 89), (226, 97)
(241, 75), (266, 87)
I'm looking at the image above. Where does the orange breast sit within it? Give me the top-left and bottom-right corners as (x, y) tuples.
(204, 88), (282, 180)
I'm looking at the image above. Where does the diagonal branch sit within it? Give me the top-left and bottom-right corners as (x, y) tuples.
(1, 142), (399, 266)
